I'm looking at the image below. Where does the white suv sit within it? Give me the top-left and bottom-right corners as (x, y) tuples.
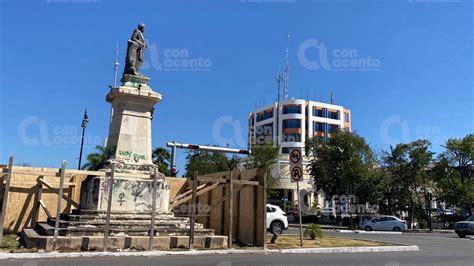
(266, 204), (289, 234)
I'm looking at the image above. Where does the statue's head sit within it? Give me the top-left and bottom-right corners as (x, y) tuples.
(138, 23), (145, 33)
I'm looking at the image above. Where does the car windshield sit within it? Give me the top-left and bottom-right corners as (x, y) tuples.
(466, 216), (474, 221)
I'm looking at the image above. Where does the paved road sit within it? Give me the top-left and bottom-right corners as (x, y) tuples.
(1, 232), (473, 266)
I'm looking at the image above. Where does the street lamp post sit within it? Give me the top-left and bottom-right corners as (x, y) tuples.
(78, 110), (89, 170)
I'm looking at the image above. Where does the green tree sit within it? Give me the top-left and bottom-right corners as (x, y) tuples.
(246, 143), (279, 189)
(184, 149), (238, 177)
(433, 134), (474, 214)
(152, 147), (172, 176)
(383, 140), (434, 227)
(81, 145), (115, 171)
(305, 130), (375, 198)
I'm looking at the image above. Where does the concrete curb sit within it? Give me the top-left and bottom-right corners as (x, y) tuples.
(335, 230), (403, 235)
(0, 245), (419, 260)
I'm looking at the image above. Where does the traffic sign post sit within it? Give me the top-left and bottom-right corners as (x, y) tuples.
(289, 148), (304, 247)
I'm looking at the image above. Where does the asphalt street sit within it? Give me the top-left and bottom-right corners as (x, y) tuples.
(1, 231), (472, 266)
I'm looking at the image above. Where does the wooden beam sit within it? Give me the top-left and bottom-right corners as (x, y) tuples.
(37, 178), (80, 209)
(169, 182), (221, 210)
(52, 160), (66, 250)
(103, 164), (115, 251)
(148, 167), (158, 251)
(228, 171), (234, 248)
(0, 157), (13, 245)
(189, 172), (198, 250)
(39, 200), (52, 219)
(170, 183), (207, 204)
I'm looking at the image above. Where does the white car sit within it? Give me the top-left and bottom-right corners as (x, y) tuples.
(361, 215), (408, 232)
(266, 204), (288, 234)
(320, 207), (336, 218)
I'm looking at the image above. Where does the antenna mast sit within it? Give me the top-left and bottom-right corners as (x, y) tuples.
(113, 41), (119, 87)
(284, 33), (289, 99)
(330, 89), (334, 104)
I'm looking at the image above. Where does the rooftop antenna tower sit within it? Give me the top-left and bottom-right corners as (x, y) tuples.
(109, 42), (119, 124)
(283, 33), (289, 99)
(113, 41), (119, 87)
(330, 89), (334, 104)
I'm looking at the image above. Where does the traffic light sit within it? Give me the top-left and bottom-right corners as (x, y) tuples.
(238, 150), (250, 154)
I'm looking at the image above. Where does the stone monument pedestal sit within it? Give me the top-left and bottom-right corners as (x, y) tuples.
(104, 74), (161, 174)
(79, 176), (170, 213)
(80, 74), (168, 213)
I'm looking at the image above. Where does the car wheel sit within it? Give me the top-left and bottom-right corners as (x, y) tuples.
(457, 233), (466, 238)
(393, 226), (401, 232)
(270, 221), (284, 234)
(364, 226), (372, 231)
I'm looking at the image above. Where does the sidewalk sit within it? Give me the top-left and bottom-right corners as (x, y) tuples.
(288, 223), (348, 230)
(0, 245), (419, 260)
(404, 229), (454, 234)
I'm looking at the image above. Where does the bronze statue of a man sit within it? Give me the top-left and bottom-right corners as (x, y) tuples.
(123, 23), (148, 77)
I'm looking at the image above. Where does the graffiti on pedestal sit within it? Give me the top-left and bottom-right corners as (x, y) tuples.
(97, 178), (170, 212)
(118, 150), (146, 163)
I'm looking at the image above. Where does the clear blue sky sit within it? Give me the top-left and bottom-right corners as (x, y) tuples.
(0, 0), (472, 174)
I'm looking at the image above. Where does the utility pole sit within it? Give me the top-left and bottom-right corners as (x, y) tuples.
(276, 72), (283, 146)
(77, 110), (89, 170)
(283, 33), (289, 99)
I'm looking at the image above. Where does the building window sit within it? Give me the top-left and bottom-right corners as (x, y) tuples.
(313, 108), (324, 117)
(256, 109), (273, 122)
(344, 112), (350, 123)
(328, 110), (339, 120)
(314, 122), (324, 132)
(283, 133), (301, 142)
(283, 105), (301, 114)
(282, 119), (301, 129)
(328, 124), (340, 133)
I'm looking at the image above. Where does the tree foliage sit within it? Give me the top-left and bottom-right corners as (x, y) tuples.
(81, 145), (115, 171)
(246, 143), (279, 189)
(305, 130), (375, 197)
(433, 134), (474, 213)
(382, 140), (434, 226)
(152, 147), (172, 176)
(184, 148), (239, 177)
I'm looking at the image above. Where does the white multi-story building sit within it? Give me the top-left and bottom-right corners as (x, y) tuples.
(247, 98), (352, 207)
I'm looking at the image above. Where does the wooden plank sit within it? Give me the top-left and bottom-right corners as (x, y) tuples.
(0, 166), (151, 179)
(170, 183), (207, 204)
(148, 167), (158, 251)
(0, 157), (13, 245)
(37, 179), (80, 209)
(233, 180), (259, 186)
(103, 163), (115, 251)
(189, 172), (198, 249)
(196, 177), (226, 184)
(228, 171), (234, 248)
(39, 200), (52, 219)
(169, 182), (220, 209)
(254, 168), (267, 248)
(31, 181), (43, 227)
(52, 160), (66, 250)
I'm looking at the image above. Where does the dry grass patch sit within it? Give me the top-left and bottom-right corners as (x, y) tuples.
(266, 235), (394, 249)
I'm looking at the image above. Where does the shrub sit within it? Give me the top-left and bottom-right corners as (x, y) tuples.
(304, 223), (323, 240)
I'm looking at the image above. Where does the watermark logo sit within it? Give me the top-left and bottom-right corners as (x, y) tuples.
(18, 116), (102, 148)
(298, 39), (381, 72)
(142, 43), (212, 72)
(380, 115), (449, 146)
(172, 202), (212, 218)
(212, 116), (246, 148)
(299, 192), (379, 216)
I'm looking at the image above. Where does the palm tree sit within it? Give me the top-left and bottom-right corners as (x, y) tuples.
(81, 146), (115, 171)
(152, 147), (171, 176)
